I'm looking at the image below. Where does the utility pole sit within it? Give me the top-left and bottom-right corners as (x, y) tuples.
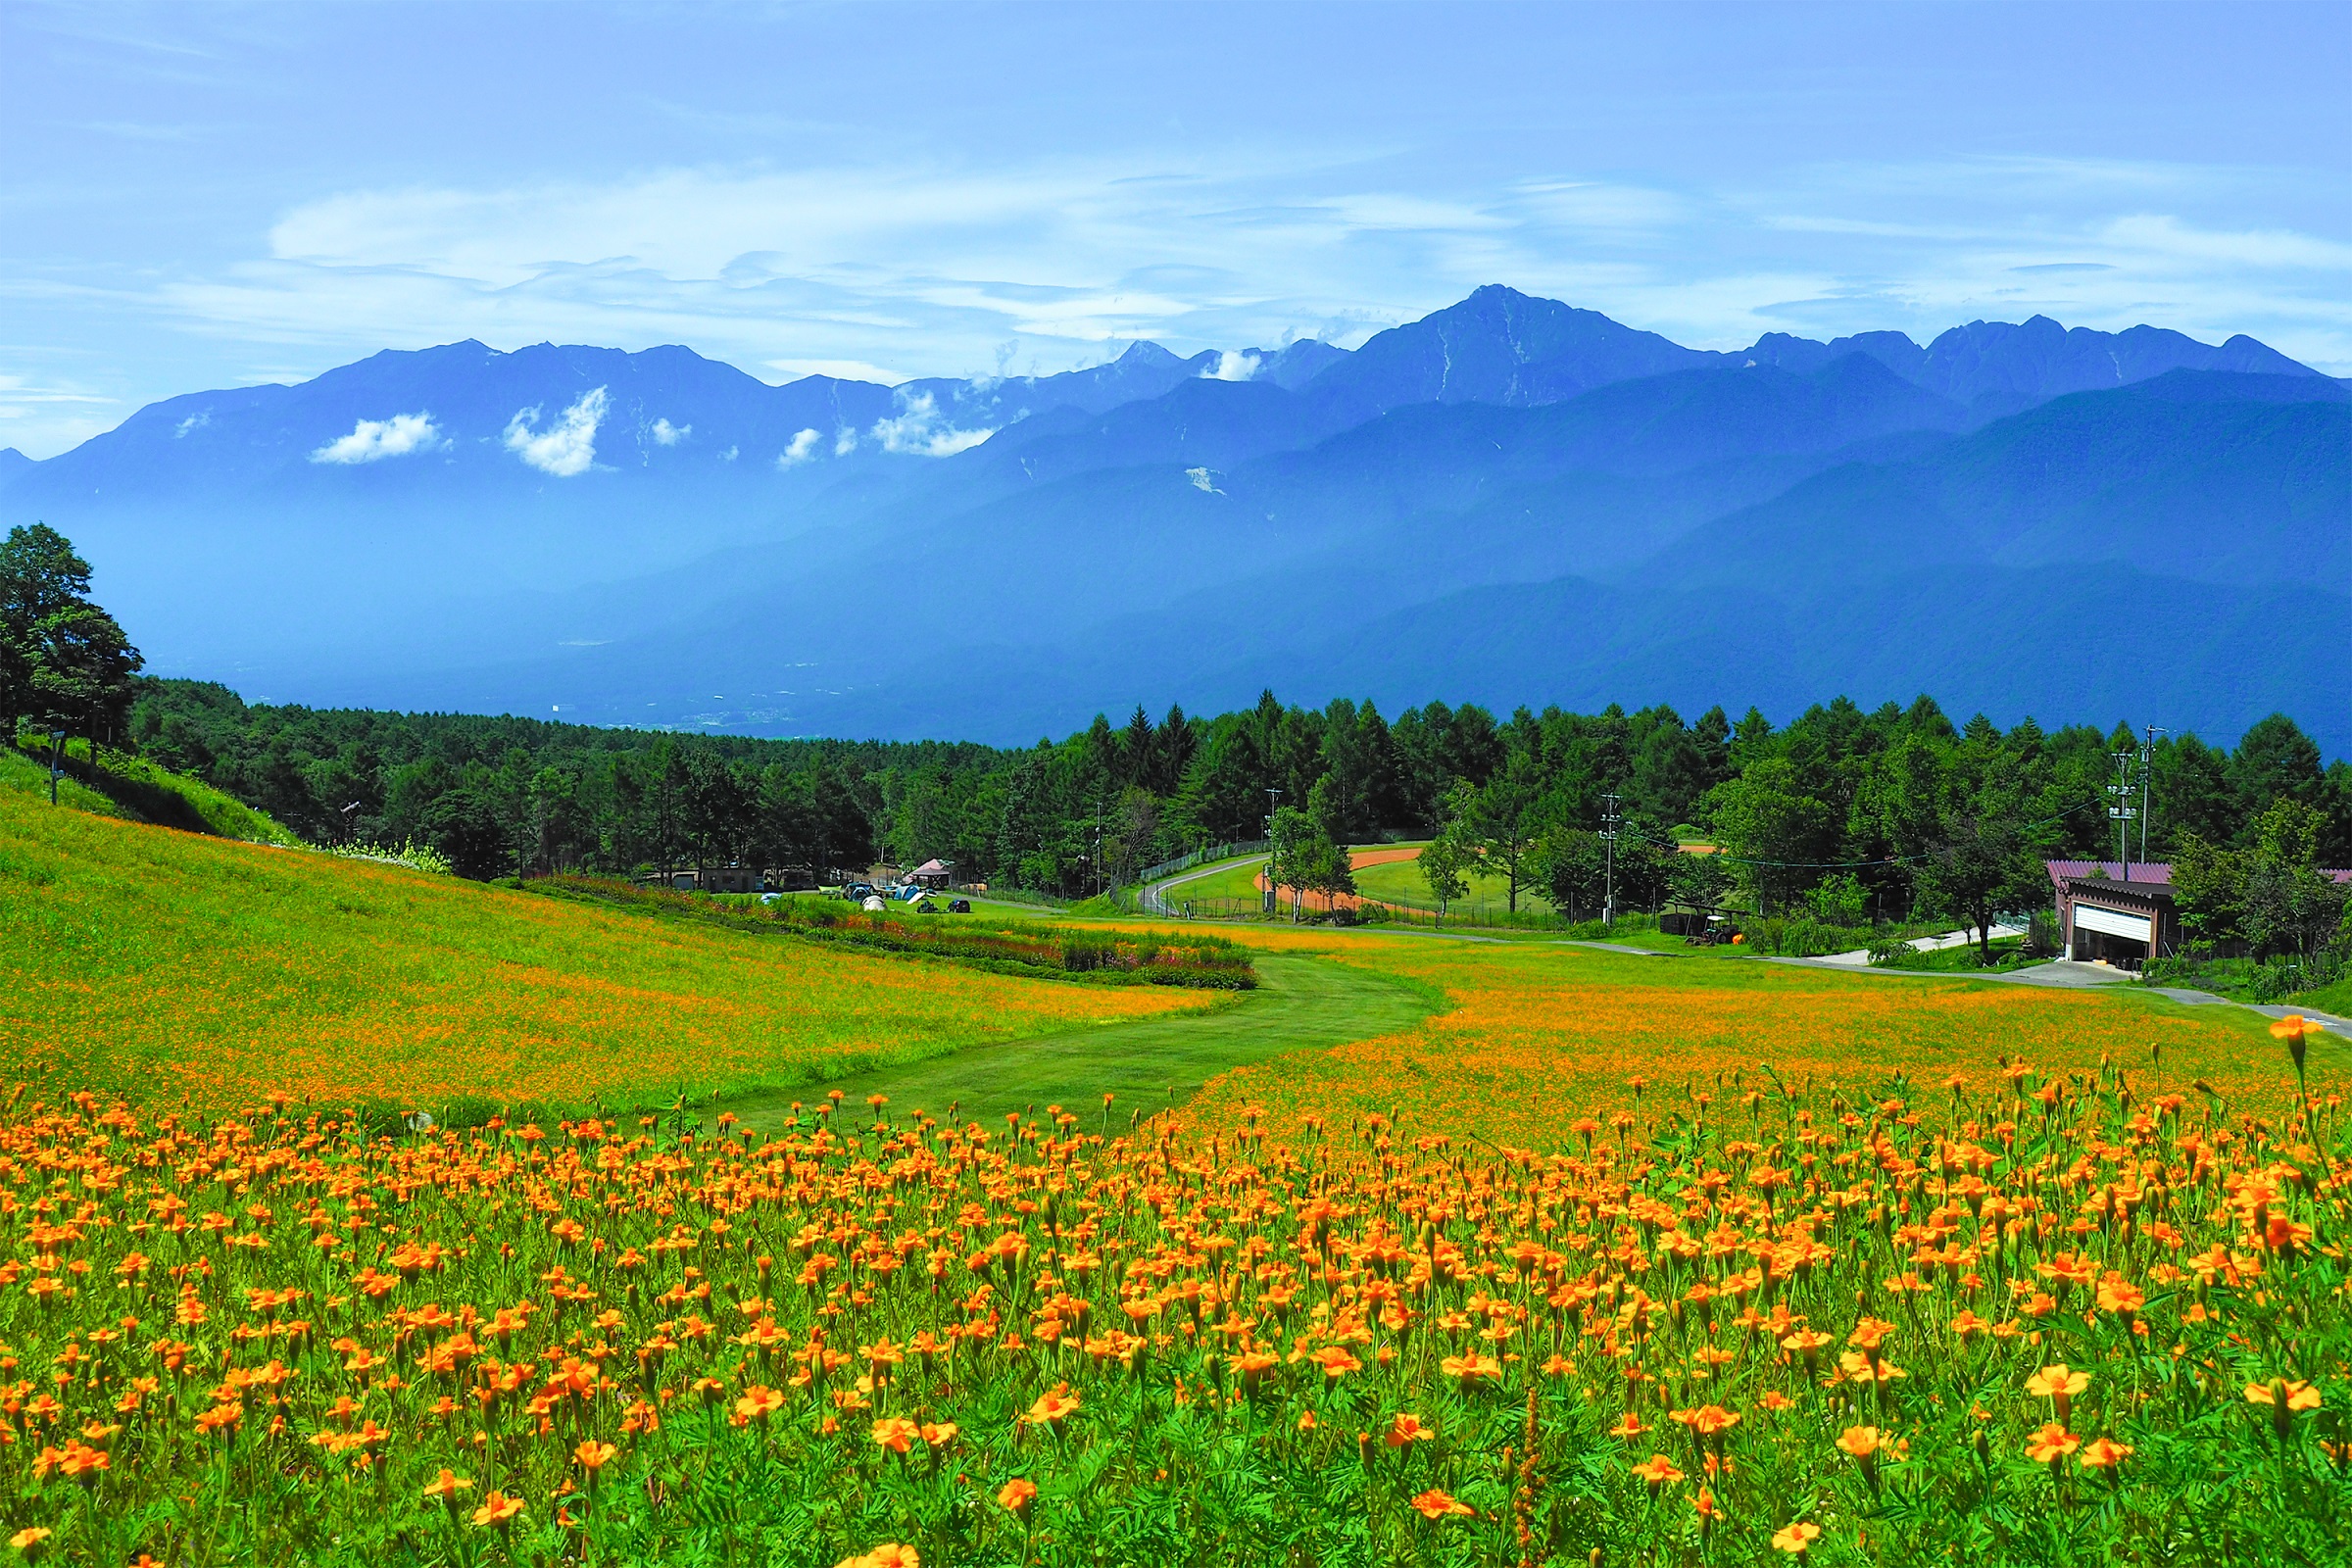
(2107, 750), (2138, 882)
(1600, 791), (1621, 926)
(2139, 725), (2165, 867)
(1263, 786), (1281, 916)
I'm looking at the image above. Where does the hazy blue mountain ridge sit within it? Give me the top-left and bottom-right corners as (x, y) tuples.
(0, 287), (2338, 750)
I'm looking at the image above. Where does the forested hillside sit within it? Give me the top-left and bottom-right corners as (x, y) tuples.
(128, 677), (2350, 912)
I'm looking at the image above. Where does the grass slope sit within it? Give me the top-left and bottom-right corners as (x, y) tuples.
(5, 735), (295, 843)
(732, 949), (1441, 1130)
(0, 788), (1207, 1114)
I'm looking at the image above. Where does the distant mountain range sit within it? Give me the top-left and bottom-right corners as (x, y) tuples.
(3, 286), (2344, 750)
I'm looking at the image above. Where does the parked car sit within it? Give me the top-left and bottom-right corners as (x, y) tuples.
(947, 899), (971, 913)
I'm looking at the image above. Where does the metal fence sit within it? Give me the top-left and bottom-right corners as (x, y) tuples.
(1137, 840), (1269, 884)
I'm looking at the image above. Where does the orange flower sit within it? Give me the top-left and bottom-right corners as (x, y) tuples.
(1836, 1426), (1887, 1461)
(573, 1440), (616, 1474)
(2025, 1364), (2089, 1423)
(1384, 1413), (1435, 1448)
(422, 1468), (473, 1506)
(996, 1477), (1038, 1520)
(918, 1421), (958, 1447)
(1308, 1346), (1362, 1381)
(836, 1547), (920, 1568)
(2244, 1379), (2322, 1412)
(9, 1529), (52, 1554)
(1631, 1453), (1685, 1493)
(1771, 1521), (1821, 1554)
(1608, 1413), (1646, 1440)
(1021, 1384), (1081, 1428)
(734, 1385), (785, 1424)
(1440, 1352), (1501, 1389)
(1688, 1405), (1741, 1440)
(2025, 1423), (2082, 1465)
(2078, 1437), (2132, 1471)
(870, 1417), (921, 1454)
(469, 1492), (524, 1530)
(1410, 1488), (1474, 1520)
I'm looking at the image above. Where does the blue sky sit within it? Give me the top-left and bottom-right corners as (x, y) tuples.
(3, 0), (2345, 457)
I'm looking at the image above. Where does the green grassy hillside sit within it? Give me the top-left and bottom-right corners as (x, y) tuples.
(0, 786), (1210, 1116)
(6, 734), (296, 843)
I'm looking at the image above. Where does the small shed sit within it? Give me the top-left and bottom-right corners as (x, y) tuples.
(906, 858), (954, 890)
(2046, 861), (2178, 969)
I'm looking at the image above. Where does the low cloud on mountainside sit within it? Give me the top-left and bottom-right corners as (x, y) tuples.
(311, 412), (443, 465)
(502, 387), (608, 477)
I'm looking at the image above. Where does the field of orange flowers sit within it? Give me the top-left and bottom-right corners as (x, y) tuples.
(1178, 932), (2327, 1144)
(0, 788), (1206, 1115)
(0, 1013), (2339, 1566)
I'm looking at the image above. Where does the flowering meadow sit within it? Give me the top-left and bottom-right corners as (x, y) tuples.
(0, 1014), (2341, 1567)
(1183, 932), (2322, 1147)
(0, 791), (1205, 1113)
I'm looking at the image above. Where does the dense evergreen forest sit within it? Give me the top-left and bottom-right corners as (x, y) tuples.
(124, 677), (2351, 926)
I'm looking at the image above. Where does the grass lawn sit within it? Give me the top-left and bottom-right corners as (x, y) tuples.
(726, 949), (1441, 1131)
(1350, 851), (1559, 918)
(0, 789), (1208, 1115)
(1152, 852), (1272, 908)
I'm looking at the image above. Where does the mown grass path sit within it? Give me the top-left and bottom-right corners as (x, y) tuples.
(727, 950), (1441, 1130)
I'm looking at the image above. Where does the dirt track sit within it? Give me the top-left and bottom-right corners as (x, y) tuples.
(1257, 844), (1424, 914)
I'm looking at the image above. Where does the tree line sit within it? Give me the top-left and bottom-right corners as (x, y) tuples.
(119, 677), (2350, 937)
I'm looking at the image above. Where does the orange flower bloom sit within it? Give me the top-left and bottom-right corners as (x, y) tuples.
(1410, 1488), (1474, 1520)
(870, 1417), (920, 1454)
(996, 1477), (1038, 1520)
(421, 1468), (473, 1505)
(2026, 1424), (2082, 1465)
(1837, 1426), (1888, 1461)
(2244, 1379), (2322, 1412)
(1440, 1352), (1501, 1389)
(1021, 1384), (1081, 1428)
(1771, 1521), (1821, 1554)
(1384, 1413), (1435, 1448)
(573, 1440), (616, 1474)
(2078, 1437), (2132, 1470)
(469, 1492), (524, 1530)
(1631, 1453), (1685, 1493)
(734, 1386), (785, 1424)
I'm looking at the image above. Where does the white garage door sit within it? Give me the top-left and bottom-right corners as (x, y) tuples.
(2074, 903), (2152, 943)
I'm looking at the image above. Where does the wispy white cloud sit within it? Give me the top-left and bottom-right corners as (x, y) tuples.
(650, 416), (689, 446)
(1201, 350), (1259, 381)
(868, 392), (992, 457)
(173, 411), (209, 437)
(775, 427), (819, 468)
(311, 411), (442, 464)
(504, 386), (607, 477)
(832, 426), (858, 457)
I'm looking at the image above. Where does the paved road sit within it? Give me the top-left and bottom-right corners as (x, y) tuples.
(1763, 954), (2347, 1032)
